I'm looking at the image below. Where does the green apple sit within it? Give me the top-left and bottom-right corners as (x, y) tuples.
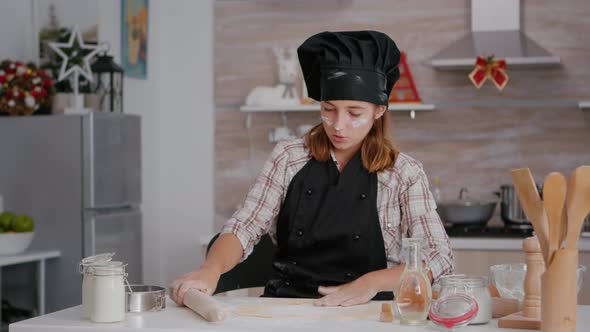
(12, 215), (34, 232)
(0, 211), (15, 230)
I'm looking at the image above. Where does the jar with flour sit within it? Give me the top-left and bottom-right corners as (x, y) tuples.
(79, 253), (114, 319)
(90, 261), (128, 323)
(439, 275), (492, 324)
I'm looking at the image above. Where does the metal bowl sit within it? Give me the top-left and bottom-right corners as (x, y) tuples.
(437, 201), (497, 226)
(126, 285), (166, 312)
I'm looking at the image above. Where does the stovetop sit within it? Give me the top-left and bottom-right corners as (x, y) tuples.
(444, 224), (534, 238)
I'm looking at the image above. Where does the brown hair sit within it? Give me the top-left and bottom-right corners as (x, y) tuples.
(303, 111), (399, 173)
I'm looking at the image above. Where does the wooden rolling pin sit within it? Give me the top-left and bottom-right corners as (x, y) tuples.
(183, 288), (227, 322)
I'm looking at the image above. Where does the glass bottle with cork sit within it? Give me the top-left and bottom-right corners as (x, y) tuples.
(396, 237), (432, 325)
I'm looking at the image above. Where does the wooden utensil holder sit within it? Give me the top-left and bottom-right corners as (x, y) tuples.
(541, 248), (578, 332)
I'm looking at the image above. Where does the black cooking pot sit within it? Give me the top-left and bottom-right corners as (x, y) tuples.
(436, 188), (498, 226)
(494, 184), (542, 228)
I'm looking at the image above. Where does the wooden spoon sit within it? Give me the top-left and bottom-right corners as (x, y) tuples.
(543, 172), (567, 264)
(565, 166), (590, 250)
(511, 168), (550, 265)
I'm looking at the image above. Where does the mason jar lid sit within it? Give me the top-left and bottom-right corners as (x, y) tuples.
(429, 293), (479, 329)
(81, 252), (115, 265)
(90, 261), (127, 276)
(79, 253), (115, 273)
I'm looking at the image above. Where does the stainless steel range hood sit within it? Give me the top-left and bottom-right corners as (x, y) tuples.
(430, 0), (560, 69)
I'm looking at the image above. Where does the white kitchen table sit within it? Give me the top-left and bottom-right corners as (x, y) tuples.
(9, 296), (590, 332)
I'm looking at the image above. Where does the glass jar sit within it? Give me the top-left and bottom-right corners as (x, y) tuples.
(430, 293), (479, 330)
(79, 253), (114, 319)
(439, 275), (492, 324)
(90, 261), (127, 323)
(396, 237), (432, 326)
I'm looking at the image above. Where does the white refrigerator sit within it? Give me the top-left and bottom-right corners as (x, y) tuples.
(0, 113), (142, 313)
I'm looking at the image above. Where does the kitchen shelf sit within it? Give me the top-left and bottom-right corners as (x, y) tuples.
(0, 250), (61, 326)
(239, 103), (435, 112)
(239, 103), (435, 128)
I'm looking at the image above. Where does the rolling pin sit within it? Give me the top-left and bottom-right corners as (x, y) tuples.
(183, 288), (227, 322)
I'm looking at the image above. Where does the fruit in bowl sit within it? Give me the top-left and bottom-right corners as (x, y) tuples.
(12, 214), (34, 232)
(489, 263), (586, 301)
(0, 211), (15, 230)
(0, 212), (35, 255)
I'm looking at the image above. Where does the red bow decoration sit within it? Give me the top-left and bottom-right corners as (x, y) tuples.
(468, 55), (509, 91)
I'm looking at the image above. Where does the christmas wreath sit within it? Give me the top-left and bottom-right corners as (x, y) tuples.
(0, 60), (55, 116)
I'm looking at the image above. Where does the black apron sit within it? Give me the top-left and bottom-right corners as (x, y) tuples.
(263, 151), (393, 300)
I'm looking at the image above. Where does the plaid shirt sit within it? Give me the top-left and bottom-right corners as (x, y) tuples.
(221, 138), (454, 283)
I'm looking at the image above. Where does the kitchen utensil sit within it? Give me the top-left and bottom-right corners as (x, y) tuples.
(429, 293), (478, 330)
(437, 188), (497, 226)
(438, 275), (492, 324)
(0, 232), (35, 255)
(126, 285), (166, 312)
(79, 253), (115, 319)
(542, 172), (567, 264)
(396, 237), (432, 326)
(183, 288), (227, 322)
(489, 263), (527, 301)
(498, 236), (544, 330)
(565, 166), (590, 250)
(437, 202), (497, 225)
(490, 263), (585, 299)
(497, 184), (535, 228)
(541, 248), (578, 332)
(581, 213), (590, 238)
(511, 168), (550, 264)
(90, 261), (127, 323)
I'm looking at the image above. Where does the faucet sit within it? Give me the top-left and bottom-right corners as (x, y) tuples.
(459, 187), (469, 200)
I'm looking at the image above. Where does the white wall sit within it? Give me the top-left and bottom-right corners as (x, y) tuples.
(98, 0), (215, 287)
(0, 0), (98, 62)
(0, 1), (36, 61)
(35, 0), (98, 33)
(0, 0), (214, 288)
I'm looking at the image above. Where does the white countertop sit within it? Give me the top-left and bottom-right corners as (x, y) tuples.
(200, 234), (590, 252)
(10, 297), (590, 332)
(451, 237), (590, 251)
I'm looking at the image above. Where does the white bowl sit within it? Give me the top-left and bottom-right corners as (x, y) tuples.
(490, 263), (586, 301)
(0, 232), (35, 255)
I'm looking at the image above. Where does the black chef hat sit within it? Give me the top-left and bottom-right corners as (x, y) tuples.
(298, 31), (401, 106)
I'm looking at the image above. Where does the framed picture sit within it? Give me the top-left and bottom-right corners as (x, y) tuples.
(121, 0), (148, 79)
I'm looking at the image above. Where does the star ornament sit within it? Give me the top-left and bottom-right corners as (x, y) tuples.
(48, 26), (103, 84)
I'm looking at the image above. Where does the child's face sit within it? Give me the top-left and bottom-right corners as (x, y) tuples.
(320, 100), (385, 153)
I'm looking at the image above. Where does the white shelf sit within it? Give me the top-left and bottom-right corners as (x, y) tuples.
(580, 101), (590, 109)
(240, 103), (434, 128)
(240, 103), (435, 112)
(0, 250), (61, 267)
